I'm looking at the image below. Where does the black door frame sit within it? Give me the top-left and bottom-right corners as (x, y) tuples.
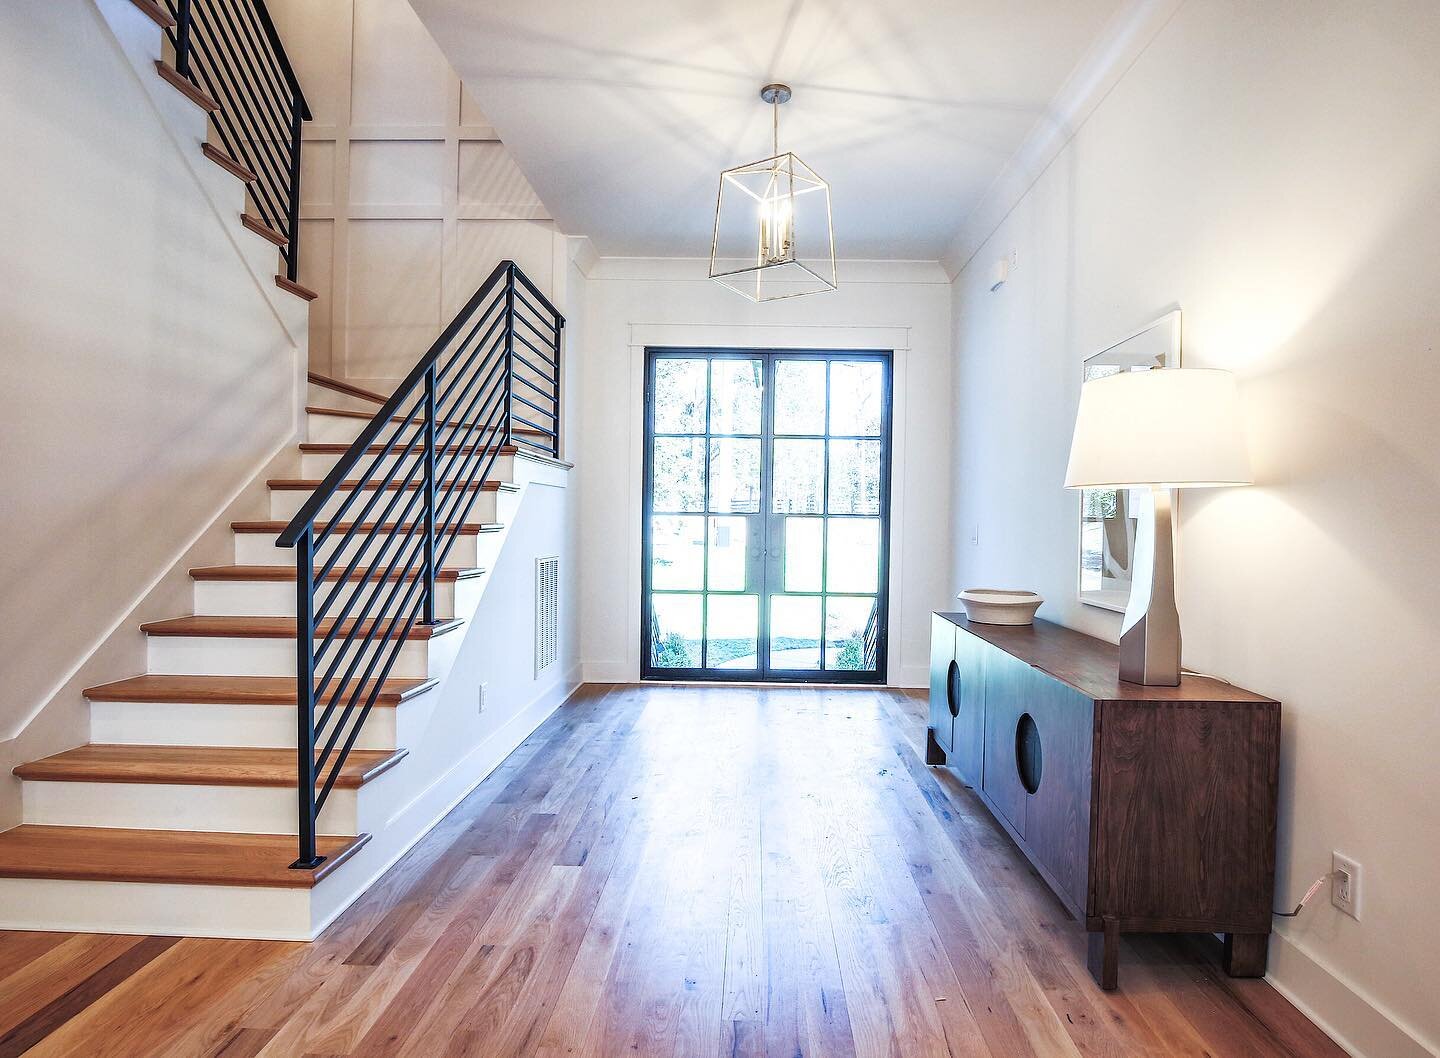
(640, 346), (893, 684)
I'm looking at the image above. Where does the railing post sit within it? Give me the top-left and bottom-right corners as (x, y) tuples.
(174, 0), (193, 78)
(503, 266), (516, 447)
(291, 527), (324, 870)
(422, 365), (437, 625)
(285, 88), (304, 282)
(552, 313), (564, 458)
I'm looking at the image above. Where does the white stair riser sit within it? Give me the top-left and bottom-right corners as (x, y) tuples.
(300, 451), (518, 480)
(194, 577), (458, 619)
(307, 382), (385, 414)
(0, 877), (314, 940)
(22, 780), (359, 835)
(269, 485), (507, 522)
(147, 634), (438, 679)
(304, 411), (514, 447)
(234, 529), (486, 569)
(90, 700), (399, 751)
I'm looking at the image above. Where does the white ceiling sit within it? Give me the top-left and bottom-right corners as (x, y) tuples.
(410, 0), (1127, 260)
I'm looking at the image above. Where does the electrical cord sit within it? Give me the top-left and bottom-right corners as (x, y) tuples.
(1274, 872), (1335, 917)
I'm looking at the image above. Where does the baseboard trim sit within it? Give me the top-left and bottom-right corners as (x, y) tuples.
(306, 670), (583, 939)
(1267, 930), (1436, 1058)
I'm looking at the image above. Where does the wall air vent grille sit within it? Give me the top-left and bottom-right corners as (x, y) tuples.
(535, 556), (559, 675)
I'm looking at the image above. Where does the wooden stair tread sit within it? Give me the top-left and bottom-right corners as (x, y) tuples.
(305, 405), (549, 435)
(0, 826), (366, 888)
(241, 213), (287, 248)
(155, 61), (217, 111)
(139, 615), (463, 638)
(230, 519), (501, 535)
(190, 565), (482, 583)
(128, 0), (176, 30)
(307, 372), (389, 406)
(276, 275), (319, 301)
(266, 478), (515, 492)
(83, 674), (434, 706)
(201, 142), (257, 183)
(14, 745), (406, 789)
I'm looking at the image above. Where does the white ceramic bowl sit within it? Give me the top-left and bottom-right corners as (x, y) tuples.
(958, 589), (1044, 626)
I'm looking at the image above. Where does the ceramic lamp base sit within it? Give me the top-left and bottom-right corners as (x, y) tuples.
(1118, 486), (1181, 686)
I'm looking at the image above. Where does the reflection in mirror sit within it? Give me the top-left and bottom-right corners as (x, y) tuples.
(1078, 310), (1180, 611)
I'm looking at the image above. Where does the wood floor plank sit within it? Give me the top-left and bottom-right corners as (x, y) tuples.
(0, 684), (1344, 1058)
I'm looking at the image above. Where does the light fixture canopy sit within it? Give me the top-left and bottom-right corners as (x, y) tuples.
(709, 83), (836, 302)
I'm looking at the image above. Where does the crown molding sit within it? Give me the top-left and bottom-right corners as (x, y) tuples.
(940, 0), (1186, 279)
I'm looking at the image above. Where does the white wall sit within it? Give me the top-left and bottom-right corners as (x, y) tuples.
(0, 1), (302, 827)
(575, 258), (953, 687)
(949, 2), (1440, 1055)
(269, 0), (560, 387)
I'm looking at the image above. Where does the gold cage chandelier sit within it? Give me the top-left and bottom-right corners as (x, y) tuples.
(709, 83), (836, 302)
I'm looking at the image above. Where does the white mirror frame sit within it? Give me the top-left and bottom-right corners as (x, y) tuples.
(1077, 309), (1182, 612)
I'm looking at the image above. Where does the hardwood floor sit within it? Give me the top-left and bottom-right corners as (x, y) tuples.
(0, 683), (1344, 1057)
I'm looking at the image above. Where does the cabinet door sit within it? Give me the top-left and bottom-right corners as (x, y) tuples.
(949, 628), (986, 786)
(1023, 672), (1094, 913)
(927, 615), (956, 754)
(981, 649), (1030, 835)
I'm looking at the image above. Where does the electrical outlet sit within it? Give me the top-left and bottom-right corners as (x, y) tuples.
(478, 682), (488, 714)
(1332, 851), (1361, 919)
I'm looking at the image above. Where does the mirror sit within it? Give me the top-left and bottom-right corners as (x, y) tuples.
(1078, 310), (1181, 612)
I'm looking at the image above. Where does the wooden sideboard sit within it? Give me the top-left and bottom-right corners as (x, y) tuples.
(928, 612), (1281, 989)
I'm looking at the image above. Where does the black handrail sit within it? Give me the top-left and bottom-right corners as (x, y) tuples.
(165, 0), (311, 280)
(279, 261), (564, 868)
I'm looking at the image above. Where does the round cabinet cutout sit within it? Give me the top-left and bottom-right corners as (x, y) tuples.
(946, 661), (961, 718)
(1015, 713), (1042, 794)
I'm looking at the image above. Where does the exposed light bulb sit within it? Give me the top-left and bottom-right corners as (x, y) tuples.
(758, 192), (794, 265)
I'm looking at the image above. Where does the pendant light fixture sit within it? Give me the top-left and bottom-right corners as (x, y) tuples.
(709, 83), (836, 302)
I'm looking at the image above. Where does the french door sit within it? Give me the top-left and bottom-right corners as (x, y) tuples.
(642, 349), (891, 682)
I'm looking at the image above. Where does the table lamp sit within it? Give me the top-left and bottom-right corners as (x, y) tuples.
(1064, 368), (1252, 685)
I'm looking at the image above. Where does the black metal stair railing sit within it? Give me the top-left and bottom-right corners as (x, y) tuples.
(277, 261), (563, 868)
(165, 0), (311, 280)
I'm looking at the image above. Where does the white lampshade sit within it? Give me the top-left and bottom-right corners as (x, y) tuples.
(1064, 368), (1252, 489)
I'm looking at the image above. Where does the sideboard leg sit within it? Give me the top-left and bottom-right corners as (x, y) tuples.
(925, 727), (947, 765)
(1087, 916), (1120, 990)
(1222, 932), (1269, 977)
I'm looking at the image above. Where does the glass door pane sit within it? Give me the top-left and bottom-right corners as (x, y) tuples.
(643, 350), (889, 682)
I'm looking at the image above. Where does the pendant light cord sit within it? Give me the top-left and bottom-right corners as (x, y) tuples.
(772, 96), (779, 157)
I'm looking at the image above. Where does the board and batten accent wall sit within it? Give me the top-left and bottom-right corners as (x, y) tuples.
(269, 0), (562, 387)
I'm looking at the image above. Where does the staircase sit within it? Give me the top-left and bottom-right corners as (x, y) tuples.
(0, 0), (572, 940)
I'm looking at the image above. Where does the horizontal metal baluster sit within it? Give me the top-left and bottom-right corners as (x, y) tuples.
(311, 512), (426, 691)
(188, 10), (293, 147)
(432, 312), (508, 410)
(314, 578), (428, 778)
(313, 404), (428, 539)
(310, 491), (426, 642)
(310, 435), (427, 587)
(509, 390), (556, 420)
(184, 30), (294, 188)
(214, 0), (295, 119)
(434, 354), (509, 452)
(509, 326), (558, 366)
(510, 281), (554, 327)
(431, 384), (508, 507)
(509, 413), (557, 438)
(508, 348), (555, 383)
(511, 373), (558, 406)
(510, 308), (559, 353)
